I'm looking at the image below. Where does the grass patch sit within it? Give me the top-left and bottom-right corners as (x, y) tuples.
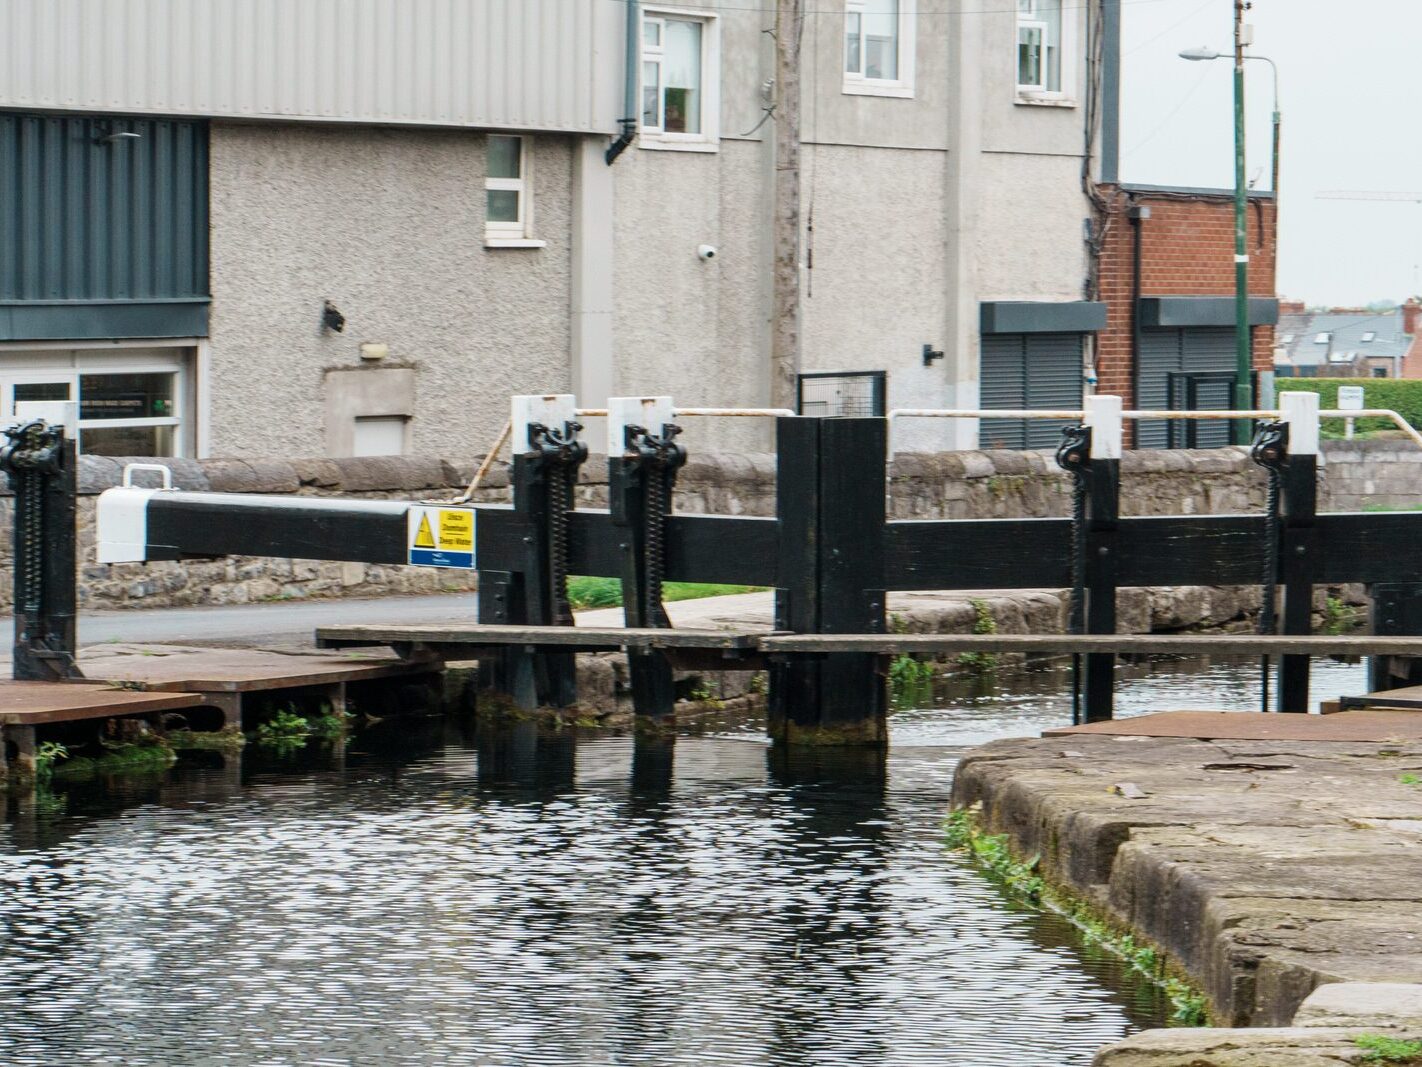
(1355, 1034), (1422, 1063)
(945, 806), (1209, 1027)
(566, 577), (764, 612)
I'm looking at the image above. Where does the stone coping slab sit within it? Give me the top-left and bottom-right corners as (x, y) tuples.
(951, 733), (1422, 1028)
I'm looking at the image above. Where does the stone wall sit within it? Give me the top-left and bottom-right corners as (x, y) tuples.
(2, 440), (1414, 611)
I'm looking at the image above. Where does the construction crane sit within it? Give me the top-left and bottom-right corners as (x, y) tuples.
(1318, 190), (1422, 203)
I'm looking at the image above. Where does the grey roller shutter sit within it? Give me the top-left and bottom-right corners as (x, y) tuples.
(980, 333), (1084, 450)
(1136, 327), (1236, 449)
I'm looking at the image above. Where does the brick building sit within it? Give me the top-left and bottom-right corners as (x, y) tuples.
(1093, 185), (1278, 447)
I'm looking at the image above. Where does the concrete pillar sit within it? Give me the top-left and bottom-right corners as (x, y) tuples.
(571, 135), (616, 424)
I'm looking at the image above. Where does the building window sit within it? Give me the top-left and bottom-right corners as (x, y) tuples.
(1016, 0), (1067, 100)
(843, 0), (914, 98)
(640, 10), (719, 150)
(485, 135), (543, 248)
(1361, 331), (1377, 343)
(0, 346), (193, 457)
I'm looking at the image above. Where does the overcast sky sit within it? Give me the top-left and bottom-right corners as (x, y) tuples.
(1120, 0), (1417, 307)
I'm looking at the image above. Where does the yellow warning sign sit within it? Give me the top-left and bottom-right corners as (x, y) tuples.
(438, 509), (474, 552)
(407, 504), (476, 569)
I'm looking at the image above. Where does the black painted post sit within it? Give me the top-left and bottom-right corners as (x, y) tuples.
(609, 453), (677, 718)
(1277, 393), (1319, 712)
(3, 423), (79, 681)
(608, 405), (685, 720)
(769, 416), (821, 739)
(476, 448), (579, 711)
(816, 418), (888, 742)
(769, 416), (887, 745)
(1082, 397), (1121, 723)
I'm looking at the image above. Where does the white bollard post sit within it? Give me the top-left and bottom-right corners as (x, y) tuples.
(510, 394), (578, 454)
(1278, 390), (1320, 456)
(1083, 393), (1123, 460)
(607, 396), (674, 456)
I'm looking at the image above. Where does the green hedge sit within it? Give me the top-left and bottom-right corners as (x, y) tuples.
(1275, 378), (1422, 434)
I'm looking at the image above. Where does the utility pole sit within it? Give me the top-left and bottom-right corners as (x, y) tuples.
(1231, 0), (1251, 444)
(771, 0), (805, 412)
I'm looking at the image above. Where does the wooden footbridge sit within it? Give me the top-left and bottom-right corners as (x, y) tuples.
(3, 389), (1422, 766)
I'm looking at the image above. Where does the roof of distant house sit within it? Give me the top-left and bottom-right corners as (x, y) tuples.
(1274, 307), (1412, 368)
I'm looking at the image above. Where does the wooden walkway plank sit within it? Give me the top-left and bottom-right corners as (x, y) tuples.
(79, 646), (439, 693)
(0, 682), (206, 726)
(316, 624), (766, 652)
(757, 633), (1422, 656)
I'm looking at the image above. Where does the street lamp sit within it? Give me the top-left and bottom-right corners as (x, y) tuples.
(1178, 21), (1278, 444)
(1179, 46), (1280, 195)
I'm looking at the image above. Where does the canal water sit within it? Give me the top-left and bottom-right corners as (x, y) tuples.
(0, 655), (1367, 1067)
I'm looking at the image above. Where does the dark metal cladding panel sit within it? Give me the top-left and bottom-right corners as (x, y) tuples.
(0, 112), (208, 304)
(145, 495), (408, 564)
(1136, 327), (1235, 449)
(980, 333), (1084, 450)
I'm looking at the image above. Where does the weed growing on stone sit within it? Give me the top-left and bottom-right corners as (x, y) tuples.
(1355, 1034), (1422, 1063)
(945, 805), (1209, 1027)
(956, 598), (999, 674)
(1401, 774), (1420, 786)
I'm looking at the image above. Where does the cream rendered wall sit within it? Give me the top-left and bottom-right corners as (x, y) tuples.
(610, 0), (1093, 452)
(208, 122), (573, 458)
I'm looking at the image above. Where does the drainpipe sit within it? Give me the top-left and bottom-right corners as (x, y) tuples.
(605, 0), (640, 164)
(1128, 200), (1148, 444)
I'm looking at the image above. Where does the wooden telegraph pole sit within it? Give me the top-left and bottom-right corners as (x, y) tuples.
(771, 0), (805, 412)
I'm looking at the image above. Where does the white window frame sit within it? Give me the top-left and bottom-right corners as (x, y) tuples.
(0, 341), (195, 457)
(842, 0), (916, 99)
(1015, 0), (1076, 107)
(485, 134), (545, 249)
(639, 7), (720, 153)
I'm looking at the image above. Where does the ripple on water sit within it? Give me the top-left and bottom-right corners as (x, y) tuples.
(1, 657), (1344, 1066)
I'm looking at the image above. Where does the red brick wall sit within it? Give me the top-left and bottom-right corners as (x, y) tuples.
(1095, 187), (1277, 429)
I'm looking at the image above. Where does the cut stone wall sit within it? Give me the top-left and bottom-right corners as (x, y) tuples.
(0, 439), (1412, 611)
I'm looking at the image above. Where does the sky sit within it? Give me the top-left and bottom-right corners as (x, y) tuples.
(1119, 0), (1420, 307)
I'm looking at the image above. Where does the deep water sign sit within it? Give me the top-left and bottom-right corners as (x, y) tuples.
(407, 505), (476, 569)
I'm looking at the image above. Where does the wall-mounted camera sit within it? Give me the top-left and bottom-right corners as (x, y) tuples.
(697, 244), (717, 262)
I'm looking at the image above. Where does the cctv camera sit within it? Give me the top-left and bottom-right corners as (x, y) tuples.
(697, 244), (717, 261)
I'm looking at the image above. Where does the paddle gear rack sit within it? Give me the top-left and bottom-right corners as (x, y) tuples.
(1055, 423), (1093, 725)
(0, 420), (80, 681)
(528, 419), (587, 627)
(611, 420), (687, 717)
(1251, 420), (1289, 712)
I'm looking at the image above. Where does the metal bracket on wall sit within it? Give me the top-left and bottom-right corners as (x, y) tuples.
(922, 344), (945, 367)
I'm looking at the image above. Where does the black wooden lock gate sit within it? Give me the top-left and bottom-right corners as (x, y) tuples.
(75, 405), (1422, 741)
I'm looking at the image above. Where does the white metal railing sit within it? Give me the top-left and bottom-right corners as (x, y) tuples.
(888, 406), (1422, 451)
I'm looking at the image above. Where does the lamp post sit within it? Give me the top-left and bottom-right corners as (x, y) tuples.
(1180, 24), (1279, 444)
(1179, 47), (1280, 195)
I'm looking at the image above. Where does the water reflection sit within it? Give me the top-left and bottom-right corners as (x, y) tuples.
(0, 727), (1163, 1067)
(4, 655), (1366, 1066)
